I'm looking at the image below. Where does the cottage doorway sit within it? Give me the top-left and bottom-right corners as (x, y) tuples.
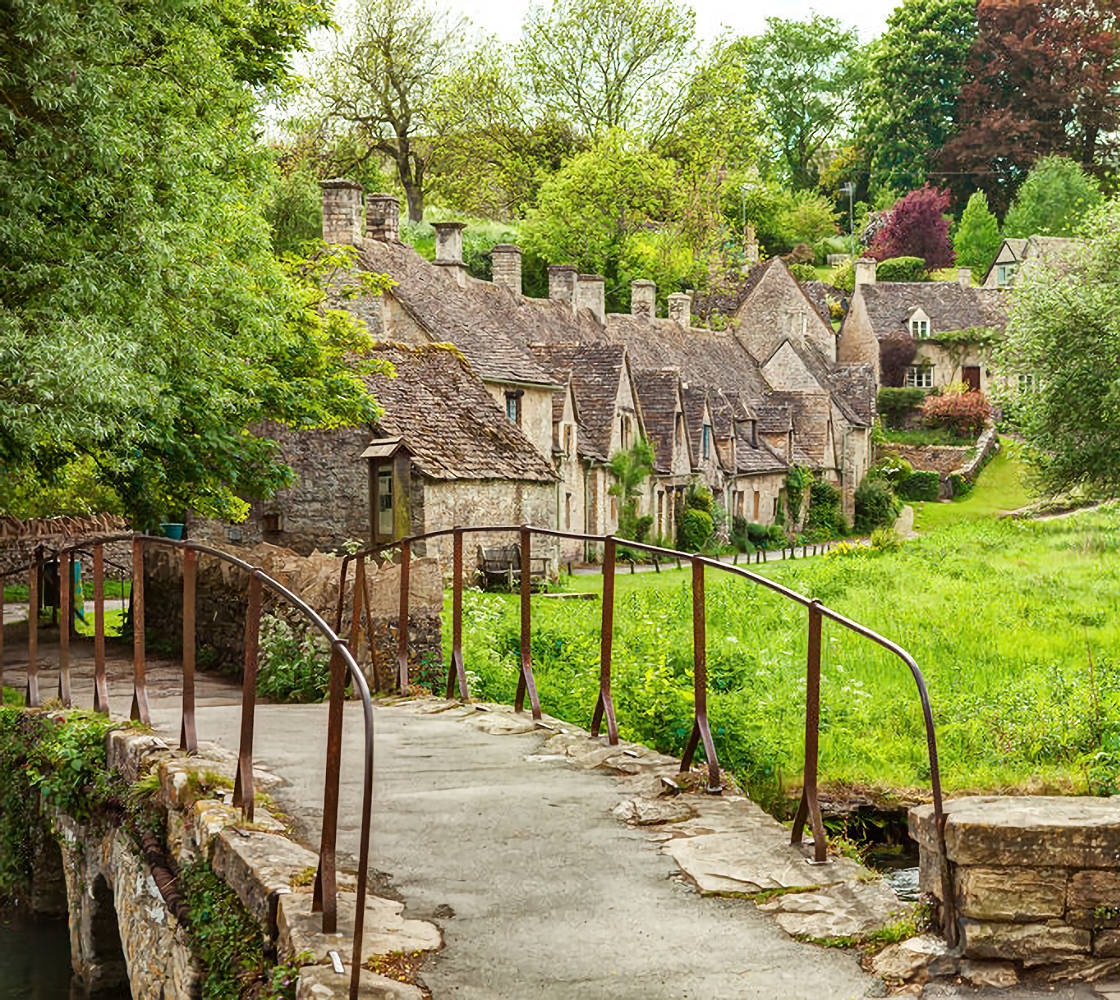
(962, 366), (981, 392)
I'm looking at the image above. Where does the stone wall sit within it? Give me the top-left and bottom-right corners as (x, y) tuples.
(0, 514), (131, 579)
(912, 795), (1120, 976)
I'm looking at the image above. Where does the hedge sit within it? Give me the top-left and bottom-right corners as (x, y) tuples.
(878, 387), (928, 428)
(876, 256), (928, 282)
(898, 469), (940, 502)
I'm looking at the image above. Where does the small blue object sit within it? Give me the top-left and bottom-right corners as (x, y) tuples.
(159, 523), (185, 540)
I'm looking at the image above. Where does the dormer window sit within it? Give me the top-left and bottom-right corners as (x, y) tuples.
(997, 263), (1017, 287)
(910, 315), (930, 338)
(702, 424), (711, 459)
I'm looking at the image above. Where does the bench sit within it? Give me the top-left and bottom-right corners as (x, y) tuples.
(478, 544), (550, 591)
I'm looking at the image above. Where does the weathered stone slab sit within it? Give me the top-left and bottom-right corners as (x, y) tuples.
(959, 958), (1018, 988)
(960, 919), (1091, 963)
(212, 828), (319, 928)
(956, 866), (1067, 922)
(911, 796), (1120, 868)
(1097, 931), (1120, 958)
(469, 711), (539, 735)
(1067, 869), (1120, 927)
(612, 796), (696, 826)
(757, 878), (904, 939)
(296, 963), (425, 1000)
(870, 934), (957, 983)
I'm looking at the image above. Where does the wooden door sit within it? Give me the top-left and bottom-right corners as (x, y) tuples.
(963, 366), (981, 392)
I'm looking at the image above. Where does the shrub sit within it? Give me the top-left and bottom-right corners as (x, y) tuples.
(869, 526), (903, 552)
(634, 514), (654, 542)
(787, 261), (818, 282)
(877, 387), (927, 427)
(949, 473), (973, 498)
(677, 508), (713, 551)
(897, 470), (940, 502)
(786, 243), (816, 265)
(257, 614), (331, 703)
(684, 481), (714, 513)
(871, 455), (913, 489)
(921, 391), (991, 438)
(746, 522), (769, 544)
(831, 258), (854, 293)
(805, 479), (847, 538)
(876, 256), (928, 282)
(854, 477), (901, 534)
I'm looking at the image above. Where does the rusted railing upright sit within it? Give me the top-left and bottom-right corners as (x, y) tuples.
(93, 543), (109, 713)
(180, 548), (198, 753)
(590, 535), (619, 744)
(791, 600), (827, 863)
(58, 551), (72, 706)
(313, 647), (346, 932)
(131, 538), (151, 725)
(397, 539), (411, 692)
(26, 557), (40, 707)
(679, 558), (721, 792)
(446, 527), (469, 700)
(514, 524), (542, 719)
(232, 574), (262, 822)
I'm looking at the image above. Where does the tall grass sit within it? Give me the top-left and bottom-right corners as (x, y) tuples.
(453, 507), (1120, 809)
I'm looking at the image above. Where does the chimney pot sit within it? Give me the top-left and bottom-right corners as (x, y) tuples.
(576, 274), (606, 324)
(630, 279), (656, 319)
(667, 292), (692, 330)
(365, 193), (400, 243)
(958, 267), (972, 287)
(492, 244), (522, 295)
(855, 257), (877, 287)
(320, 178), (363, 245)
(433, 221), (467, 266)
(548, 265), (578, 312)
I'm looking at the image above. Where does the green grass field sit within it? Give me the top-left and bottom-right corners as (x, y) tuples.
(913, 440), (1034, 532)
(453, 501), (1120, 810)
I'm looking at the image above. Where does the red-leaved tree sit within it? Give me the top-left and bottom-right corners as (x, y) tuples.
(938, 0), (1120, 213)
(868, 186), (955, 270)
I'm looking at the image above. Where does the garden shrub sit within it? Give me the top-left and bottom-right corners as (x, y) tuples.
(746, 522), (769, 545)
(877, 387), (927, 428)
(949, 473), (973, 498)
(875, 256), (928, 282)
(676, 509), (713, 551)
(805, 479), (847, 538)
(921, 391), (991, 438)
(854, 477), (901, 534)
(898, 470), (940, 501)
(831, 258), (854, 293)
(634, 514), (654, 542)
(785, 466), (811, 523)
(684, 481), (714, 513)
(786, 242), (816, 265)
(869, 526), (903, 552)
(257, 614), (331, 703)
(871, 455), (914, 490)
(787, 262), (817, 282)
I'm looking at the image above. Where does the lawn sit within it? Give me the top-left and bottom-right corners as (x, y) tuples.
(913, 439), (1034, 532)
(453, 504), (1120, 811)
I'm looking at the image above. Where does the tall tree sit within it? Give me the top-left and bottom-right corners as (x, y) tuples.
(516, 0), (696, 141)
(314, 0), (469, 221)
(939, 0), (1120, 212)
(1003, 155), (1105, 238)
(954, 192), (1003, 281)
(739, 16), (867, 189)
(999, 199), (1119, 494)
(0, 0), (384, 523)
(869, 187), (955, 270)
(858, 0), (977, 194)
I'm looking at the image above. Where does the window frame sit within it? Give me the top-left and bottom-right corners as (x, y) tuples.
(904, 364), (934, 389)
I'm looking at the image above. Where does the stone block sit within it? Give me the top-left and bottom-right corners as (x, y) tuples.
(296, 963), (425, 1000)
(1068, 870), (1120, 927)
(212, 828), (319, 929)
(1097, 931), (1120, 958)
(917, 845), (945, 900)
(758, 878), (905, 940)
(959, 959), (1018, 988)
(956, 866), (1067, 921)
(871, 934), (958, 983)
(961, 919), (1091, 963)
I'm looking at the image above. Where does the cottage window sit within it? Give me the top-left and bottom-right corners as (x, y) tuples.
(997, 263), (1016, 286)
(904, 365), (934, 389)
(910, 317), (930, 338)
(702, 424), (711, 459)
(376, 468), (393, 538)
(621, 415), (631, 449)
(674, 414), (685, 448)
(1018, 373), (1035, 393)
(657, 491), (664, 534)
(505, 390), (522, 425)
(565, 492), (572, 529)
(563, 425), (573, 456)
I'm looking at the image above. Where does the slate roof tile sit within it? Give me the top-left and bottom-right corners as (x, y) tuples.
(858, 282), (1009, 341)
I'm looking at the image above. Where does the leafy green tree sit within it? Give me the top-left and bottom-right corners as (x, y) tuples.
(726, 181), (838, 256)
(998, 199), (1118, 495)
(953, 192), (1002, 281)
(858, 0), (977, 194)
(609, 438), (655, 540)
(739, 16), (867, 189)
(517, 0), (696, 141)
(0, 0), (385, 525)
(1002, 156), (1105, 238)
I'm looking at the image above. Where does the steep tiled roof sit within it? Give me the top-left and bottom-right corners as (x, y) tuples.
(735, 427), (788, 474)
(829, 363), (876, 427)
(681, 385), (710, 467)
(857, 282), (1009, 340)
(527, 342), (627, 462)
(802, 280), (846, 326)
(769, 391), (832, 468)
(364, 343), (556, 482)
(1004, 238), (1029, 259)
(1023, 236), (1082, 263)
(690, 259), (780, 324)
(632, 370), (683, 473)
(756, 403), (792, 433)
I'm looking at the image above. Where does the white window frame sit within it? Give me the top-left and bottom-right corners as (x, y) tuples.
(904, 365), (934, 389)
(910, 317), (930, 339)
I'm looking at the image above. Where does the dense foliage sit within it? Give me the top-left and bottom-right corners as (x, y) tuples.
(953, 192), (1002, 281)
(921, 390), (992, 438)
(1002, 156), (1104, 239)
(875, 256), (928, 282)
(869, 187), (955, 269)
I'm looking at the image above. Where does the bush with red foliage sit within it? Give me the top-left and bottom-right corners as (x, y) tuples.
(869, 186), (955, 270)
(921, 390), (991, 438)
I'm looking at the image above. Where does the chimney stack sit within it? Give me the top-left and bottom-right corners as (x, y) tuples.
(630, 279), (656, 319)
(365, 193), (400, 243)
(958, 267), (972, 287)
(548, 265), (577, 311)
(492, 244), (522, 295)
(320, 179), (363, 245)
(855, 257), (877, 287)
(576, 274), (605, 324)
(744, 223), (760, 269)
(667, 292), (692, 330)
(433, 222), (468, 286)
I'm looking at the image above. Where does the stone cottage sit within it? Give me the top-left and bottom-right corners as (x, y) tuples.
(983, 235), (1082, 288)
(838, 258), (1009, 393)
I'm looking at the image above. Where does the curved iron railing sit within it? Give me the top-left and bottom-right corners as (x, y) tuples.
(0, 534), (375, 999)
(338, 522), (958, 944)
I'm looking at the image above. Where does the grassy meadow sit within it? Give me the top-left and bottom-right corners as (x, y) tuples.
(452, 505), (1120, 811)
(913, 441), (1034, 532)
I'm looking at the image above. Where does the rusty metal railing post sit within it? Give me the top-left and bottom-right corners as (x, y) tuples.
(591, 535), (619, 744)
(397, 540), (410, 693)
(0, 576), (5, 696)
(232, 573), (263, 822)
(679, 558), (721, 792)
(513, 525), (542, 719)
(348, 556), (366, 662)
(26, 557), (40, 707)
(58, 551), (72, 706)
(93, 543), (109, 713)
(791, 599), (828, 863)
(180, 548), (198, 753)
(130, 538), (151, 725)
(313, 646), (346, 933)
(446, 528), (469, 700)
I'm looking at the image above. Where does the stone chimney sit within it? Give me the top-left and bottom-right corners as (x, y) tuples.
(433, 222), (468, 286)
(744, 223), (761, 269)
(548, 265), (577, 311)
(320, 179), (363, 245)
(855, 257), (877, 287)
(576, 274), (605, 324)
(958, 267), (972, 287)
(492, 244), (522, 295)
(630, 279), (656, 319)
(365, 193), (400, 243)
(667, 292), (692, 330)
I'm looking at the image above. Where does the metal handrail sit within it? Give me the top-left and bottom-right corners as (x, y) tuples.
(0, 533), (375, 999)
(338, 522), (957, 944)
